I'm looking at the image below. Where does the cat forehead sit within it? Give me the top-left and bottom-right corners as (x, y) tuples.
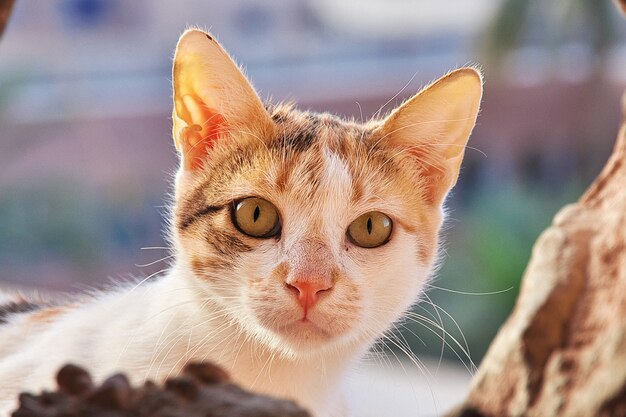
(194, 112), (369, 202)
(185, 107), (379, 198)
(267, 104), (368, 152)
(176, 119), (434, 256)
(177, 106), (426, 230)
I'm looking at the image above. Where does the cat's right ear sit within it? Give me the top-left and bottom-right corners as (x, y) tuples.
(172, 29), (273, 171)
(374, 68), (483, 206)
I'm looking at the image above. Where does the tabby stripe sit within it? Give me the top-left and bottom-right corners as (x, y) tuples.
(178, 205), (223, 230)
(205, 229), (252, 257)
(289, 128), (317, 152)
(0, 301), (43, 324)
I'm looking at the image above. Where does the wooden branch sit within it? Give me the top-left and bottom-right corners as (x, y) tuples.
(0, 0), (16, 38)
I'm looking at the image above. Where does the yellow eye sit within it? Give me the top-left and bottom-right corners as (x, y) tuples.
(233, 197), (281, 238)
(347, 211), (393, 248)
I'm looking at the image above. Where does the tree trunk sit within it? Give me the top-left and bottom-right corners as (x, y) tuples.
(0, 0), (15, 38)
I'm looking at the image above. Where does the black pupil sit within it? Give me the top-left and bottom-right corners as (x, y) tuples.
(367, 217), (372, 234)
(253, 205), (260, 222)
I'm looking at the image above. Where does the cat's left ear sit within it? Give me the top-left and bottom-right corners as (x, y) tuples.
(375, 68), (483, 206)
(172, 29), (273, 171)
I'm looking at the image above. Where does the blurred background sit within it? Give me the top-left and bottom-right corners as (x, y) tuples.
(1, 0), (625, 414)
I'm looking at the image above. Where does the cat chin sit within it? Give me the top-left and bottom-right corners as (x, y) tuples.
(275, 319), (335, 344)
(269, 331), (348, 357)
(244, 315), (356, 357)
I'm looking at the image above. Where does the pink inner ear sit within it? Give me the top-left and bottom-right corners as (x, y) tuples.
(180, 107), (229, 170)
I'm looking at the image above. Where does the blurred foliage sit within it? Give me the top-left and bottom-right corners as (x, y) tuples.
(0, 71), (26, 113)
(0, 179), (163, 272)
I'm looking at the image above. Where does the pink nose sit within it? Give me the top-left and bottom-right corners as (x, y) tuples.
(286, 279), (333, 314)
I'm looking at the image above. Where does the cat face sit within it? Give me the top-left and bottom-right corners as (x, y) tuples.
(170, 30), (482, 357)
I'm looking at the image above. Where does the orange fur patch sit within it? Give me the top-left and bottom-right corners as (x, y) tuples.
(271, 262), (290, 283)
(26, 306), (70, 323)
(191, 256), (233, 280)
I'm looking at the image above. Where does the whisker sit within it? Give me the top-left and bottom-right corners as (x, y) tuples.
(135, 255), (175, 268)
(403, 312), (476, 374)
(426, 284), (514, 296)
(420, 293), (447, 374)
(373, 71), (419, 121)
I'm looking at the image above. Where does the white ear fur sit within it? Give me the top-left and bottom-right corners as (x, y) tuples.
(172, 29), (272, 170)
(376, 68), (483, 204)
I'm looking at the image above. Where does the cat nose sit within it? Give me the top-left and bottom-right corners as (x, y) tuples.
(285, 279), (333, 313)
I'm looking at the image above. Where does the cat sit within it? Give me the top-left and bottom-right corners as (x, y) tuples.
(0, 29), (482, 417)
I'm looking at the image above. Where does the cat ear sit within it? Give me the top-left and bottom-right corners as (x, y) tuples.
(172, 29), (273, 171)
(375, 68), (483, 205)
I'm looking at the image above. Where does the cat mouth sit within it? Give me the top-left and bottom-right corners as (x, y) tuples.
(280, 318), (332, 340)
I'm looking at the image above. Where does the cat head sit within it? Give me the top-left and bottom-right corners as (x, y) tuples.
(170, 29), (482, 357)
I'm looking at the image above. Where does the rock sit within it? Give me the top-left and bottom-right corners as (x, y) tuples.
(446, 83), (626, 417)
(12, 362), (311, 417)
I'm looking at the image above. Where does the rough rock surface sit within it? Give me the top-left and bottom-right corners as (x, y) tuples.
(12, 362), (310, 417)
(446, 97), (626, 416)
